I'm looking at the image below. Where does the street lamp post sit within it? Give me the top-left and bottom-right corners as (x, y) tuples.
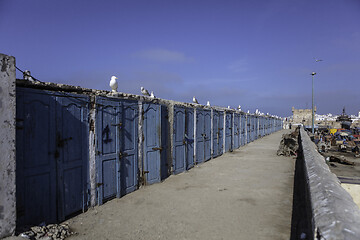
(311, 72), (316, 134)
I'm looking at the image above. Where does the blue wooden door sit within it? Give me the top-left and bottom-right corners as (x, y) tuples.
(173, 107), (186, 174)
(204, 110), (211, 161)
(225, 113), (232, 152)
(196, 109), (205, 164)
(218, 112), (224, 155)
(96, 97), (138, 204)
(254, 116), (258, 140)
(212, 111), (219, 157)
(247, 115), (251, 143)
(96, 97), (120, 204)
(161, 105), (169, 180)
(16, 88), (89, 227)
(234, 114), (240, 149)
(120, 100), (139, 195)
(241, 114), (246, 146)
(252, 116), (256, 141)
(56, 95), (89, 220)
(16, 88), (57, 227)
(185, 108), (194, 169)
(143, 103), (161, 184)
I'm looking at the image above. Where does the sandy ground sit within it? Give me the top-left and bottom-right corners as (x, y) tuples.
(5, 130), (295, 240)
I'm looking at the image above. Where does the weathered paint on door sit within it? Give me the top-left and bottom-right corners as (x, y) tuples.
(161, 105), (169, 180)
(16, 88), (57, 227)
(234, 113), (240, 149)
(218, 112), (224, 154)
(120, 100), (139, 195)
(196, 109), (205, 163)
(241, 114), (246, 146)
(254, 116), (259, 140)
(173, 107), (186, 174)
(56, 95), (89, 220)
(185, 108), (194, 169)
(96, 97), (139, 204)
(143, 103), (161, 185)
(247, 115), (251, 143)
(96, 98), (119, 204)
(204, 110), (211, 161)
(16, 88), (89, 227)
(212, 110), (219, 157)
(225, 112), (232, 152)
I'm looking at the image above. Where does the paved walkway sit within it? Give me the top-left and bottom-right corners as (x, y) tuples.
(68, 129), (294, 240)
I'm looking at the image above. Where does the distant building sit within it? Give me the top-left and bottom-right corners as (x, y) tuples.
(291, 106), (316, 126)
(289, 107), (360, 129)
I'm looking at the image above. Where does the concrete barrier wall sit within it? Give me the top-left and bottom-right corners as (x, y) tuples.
(299, 127), (360, 239)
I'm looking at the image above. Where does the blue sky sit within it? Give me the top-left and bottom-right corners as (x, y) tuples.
(1, 0), (359, 117)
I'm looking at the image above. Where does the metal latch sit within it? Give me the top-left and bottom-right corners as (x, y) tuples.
(119, 152), (128, 158)
(152, 147), (163, 152)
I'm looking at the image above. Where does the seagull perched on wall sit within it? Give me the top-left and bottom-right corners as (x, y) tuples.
(237, 105), (241, 111)
(227, 106), (231, 109)
(150, 91), (155, 98)
(247, 110), (250, 113)
(193, 96), (199, 104)
(109, 76), (118, 92)
(255, 109), (259, 114)
(141, 87), (150, 96)
(206, 101), (210, 106)
(23, 70), (34, 81)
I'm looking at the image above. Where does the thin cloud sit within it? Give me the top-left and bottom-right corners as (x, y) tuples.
(133, 49), (193, 63)
(228, 59), (248, 73)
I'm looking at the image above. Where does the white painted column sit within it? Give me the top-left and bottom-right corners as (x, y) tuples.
(0, 53), (16, 238)
(88, 98), (97, 207)
(138, 101), (144, 185)
(210, 108), (213, 158)
(223, 111), (226, 153)
(193, 108), (197, 164)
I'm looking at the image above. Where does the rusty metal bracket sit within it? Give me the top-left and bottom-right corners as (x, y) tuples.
(152, 147), (163, 152)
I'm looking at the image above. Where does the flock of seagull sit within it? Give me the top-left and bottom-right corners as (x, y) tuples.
(109, 75), (281, 117)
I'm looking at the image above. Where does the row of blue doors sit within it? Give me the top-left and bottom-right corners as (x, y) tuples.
(16, 88), (89, 227)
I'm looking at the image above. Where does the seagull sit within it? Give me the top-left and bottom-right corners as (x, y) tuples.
(23, 70), (34, 81)
(193, 96), (199, 104)
(109, 76), (118, 92)
(237, 105), (241, 111)
(206, 101), (210, 106)
(150, 91), (155, 98)
(247, 110), (250, 113)
(227, 106), (231, 109)
(141, 87), (150, 96)
(255, 109), (259, 114)
(314, 58), (323, 62)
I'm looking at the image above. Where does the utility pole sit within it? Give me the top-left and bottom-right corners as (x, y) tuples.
(311, 72), (316, 134)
